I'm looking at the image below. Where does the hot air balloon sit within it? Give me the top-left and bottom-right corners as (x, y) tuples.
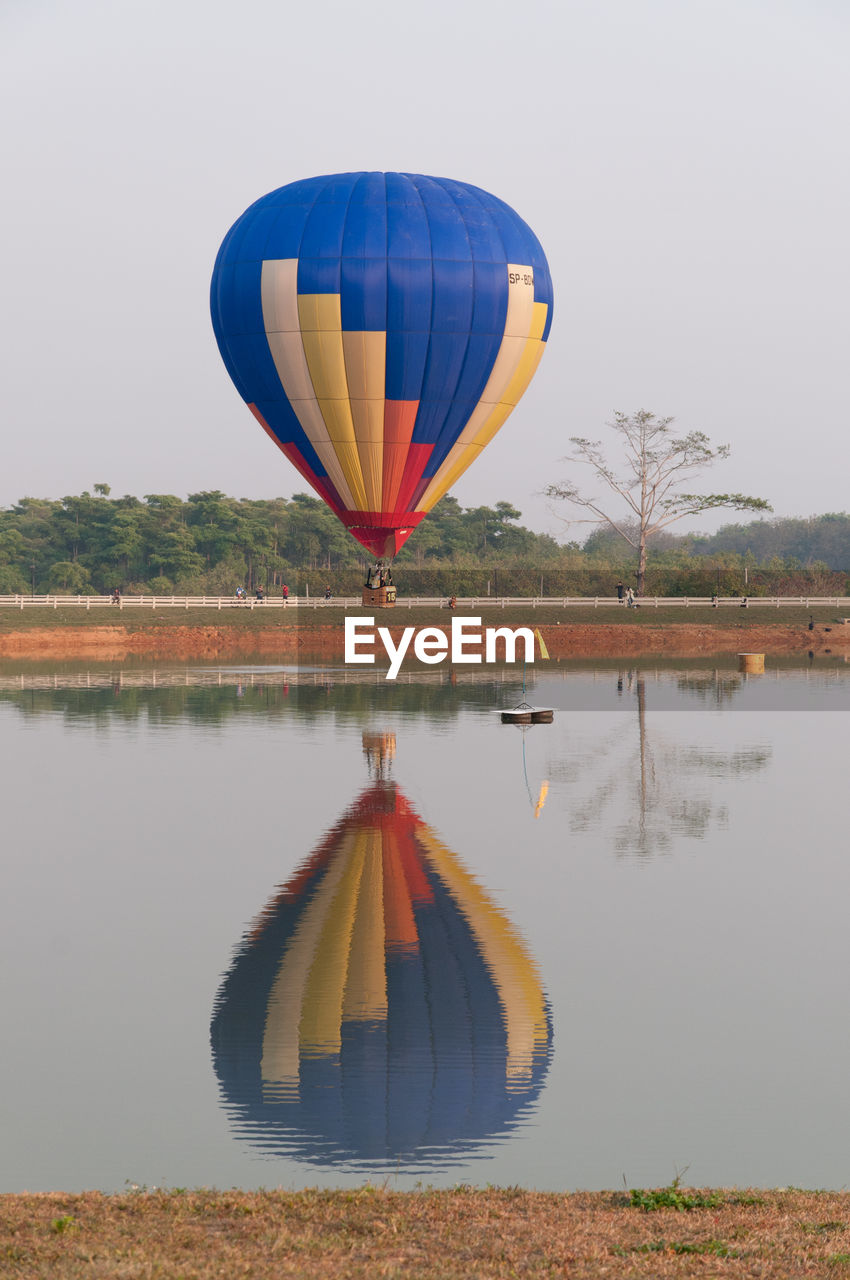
(210, 172), (553, 563)
(210, 778), (552, 1167)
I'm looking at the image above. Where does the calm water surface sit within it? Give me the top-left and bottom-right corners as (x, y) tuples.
(2, 659), (849, 1192)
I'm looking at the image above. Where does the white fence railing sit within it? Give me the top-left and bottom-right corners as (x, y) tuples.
(1, 594), (848, 612)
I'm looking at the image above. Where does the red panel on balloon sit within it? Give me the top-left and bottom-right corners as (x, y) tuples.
(392, 444), (434, 518)
(382, 401), (419, 511)
(341, 513), (426, 558)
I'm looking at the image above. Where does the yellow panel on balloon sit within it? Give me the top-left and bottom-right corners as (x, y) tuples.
(302, 331), (349, 401)
(529, 301), (548, 342)
(299, 833), (368, 1057)
(418, 443), (484, 511)
(348, 398), (384, 513)
(316, 396), (357, 443)
(501, 338), (546, 408)
(342, 331), (386, 401)
(354, 437), (383, 512)
(349, 397), (386, 443)
(297, 293), (342, 333)
(328, 441), (368, 510)
(260, 828), (360, 1089)
(341, 834), (387, 1024)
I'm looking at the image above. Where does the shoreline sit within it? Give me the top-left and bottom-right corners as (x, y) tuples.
(0, 617), (847, 661)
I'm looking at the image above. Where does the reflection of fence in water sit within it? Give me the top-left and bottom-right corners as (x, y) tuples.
(0, 667), (529, 693)
(211, 780), (552, 1167)
(3, 662), (847, 697)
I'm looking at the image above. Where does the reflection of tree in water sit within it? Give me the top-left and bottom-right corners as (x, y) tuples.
(560, 671), (770, 859)
(674, 669), (743, 706)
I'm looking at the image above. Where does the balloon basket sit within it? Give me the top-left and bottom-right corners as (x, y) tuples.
(362, 585), (397, 608)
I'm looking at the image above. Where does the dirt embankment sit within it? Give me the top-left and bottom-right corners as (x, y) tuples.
(0, 621), (846, 661)
(0, 625), (305, 661)
(539, 621), (847, 658)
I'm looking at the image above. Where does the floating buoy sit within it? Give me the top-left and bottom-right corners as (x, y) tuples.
(501, 708), (533, 725)
(499, 705), (555, 725)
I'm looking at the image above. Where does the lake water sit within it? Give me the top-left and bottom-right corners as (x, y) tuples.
(2, 657), (849, 1193)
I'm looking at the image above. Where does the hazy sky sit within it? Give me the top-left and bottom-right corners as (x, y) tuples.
(2, 0), (848, 538)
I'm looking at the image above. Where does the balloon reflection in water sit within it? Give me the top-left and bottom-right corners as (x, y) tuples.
(211, 781), (552, 1167)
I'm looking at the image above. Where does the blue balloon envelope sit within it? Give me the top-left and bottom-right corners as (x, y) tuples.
(210, 172), (553, 558)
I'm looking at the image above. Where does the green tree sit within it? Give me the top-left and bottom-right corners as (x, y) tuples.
(285, 493), (353, 570)
(0, 563), (28, 592)
(47, 561), (94, 592)
(148, 527), (205, 584)
(106, 508), (145, 579)
(185, 491), (239, 565)
(418, 495), (470, 559)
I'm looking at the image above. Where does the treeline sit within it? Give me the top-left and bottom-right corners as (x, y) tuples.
(0, 488), (560, 596)
(584, 513), (850, 572)
(0, 486), (848, 597)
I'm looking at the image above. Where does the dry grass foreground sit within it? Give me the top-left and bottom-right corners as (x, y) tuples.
(5, 1186), (850, 1278)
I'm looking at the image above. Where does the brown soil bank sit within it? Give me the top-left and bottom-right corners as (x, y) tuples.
(539, 621), (848, 658)
(0, 619), (846, 661)
(0, 624), (305, 661)
(3, 1186), (850, 1278)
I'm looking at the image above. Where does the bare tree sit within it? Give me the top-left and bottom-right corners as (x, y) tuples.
(544, 410), (772, 594)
